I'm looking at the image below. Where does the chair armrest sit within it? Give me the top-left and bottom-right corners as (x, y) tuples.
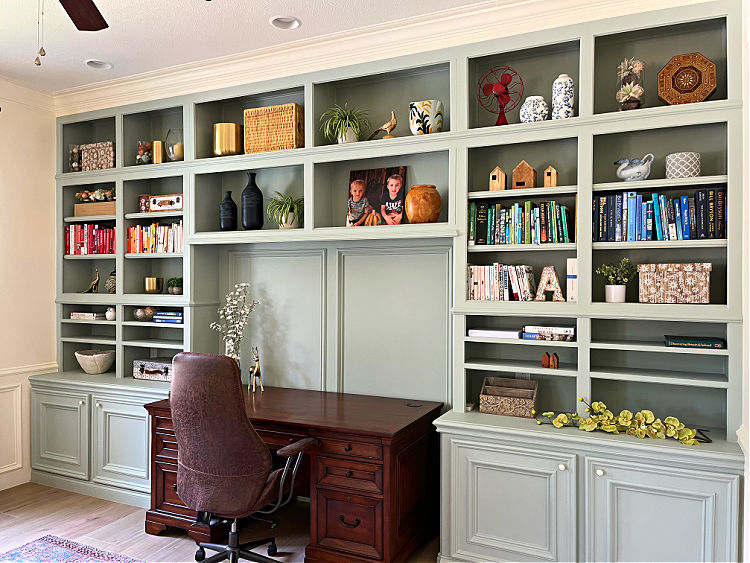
(277, 438), (317, 458)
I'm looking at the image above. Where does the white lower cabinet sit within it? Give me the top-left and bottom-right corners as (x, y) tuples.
(586, 457), (740, 563)
(91, 394), (152, 493)
(450, 438), (576, 562)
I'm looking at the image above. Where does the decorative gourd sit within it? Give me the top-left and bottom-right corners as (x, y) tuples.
(364, 210), (382, 226)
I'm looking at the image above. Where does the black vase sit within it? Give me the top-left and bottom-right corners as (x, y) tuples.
(219, 191), (238, 231)
(242, 172), (264, 230)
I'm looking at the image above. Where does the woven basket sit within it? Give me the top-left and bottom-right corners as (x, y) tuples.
(243, 103), (304, 154)
(479, 376), (537, 418)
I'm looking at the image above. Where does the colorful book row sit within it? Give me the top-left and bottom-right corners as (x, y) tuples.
(127, 221), (183, 254)
(468, 200), (573, 246)
(592, 188), (725, 242)
(64, 224), (115, 256)
(467, 264), (537, 301)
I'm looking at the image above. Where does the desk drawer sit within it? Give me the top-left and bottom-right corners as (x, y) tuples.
(317, 457), (383, 495)
(154, 431), (178, 462)
(317, 489), (383, 559)
(154, 414), (174, 432)
(317, 437), (382, 461)
(155, 462), (195, 518)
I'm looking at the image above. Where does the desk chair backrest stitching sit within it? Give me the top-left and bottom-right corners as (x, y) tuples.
(171, 352), (273, 518)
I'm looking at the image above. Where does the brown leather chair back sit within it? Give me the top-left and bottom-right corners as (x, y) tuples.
(170, 352), (272, 517)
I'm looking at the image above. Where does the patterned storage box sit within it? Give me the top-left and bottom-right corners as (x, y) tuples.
(638, 263), (711, 304)
(243, 103), (304, 154)
(479, 376), (538, 418)
(80, 141), (115, 171)
(132, 358), (174, 382)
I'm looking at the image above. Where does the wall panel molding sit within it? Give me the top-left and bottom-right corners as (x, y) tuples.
(0, 362), (58, 379)
(0, 385), (23, 474)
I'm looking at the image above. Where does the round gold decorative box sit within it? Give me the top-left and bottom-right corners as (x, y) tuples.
(213, 123), (243, 156)
(405, 184), (442, 224)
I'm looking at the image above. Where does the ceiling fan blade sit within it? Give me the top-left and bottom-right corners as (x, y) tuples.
(59, 0), (109, 31)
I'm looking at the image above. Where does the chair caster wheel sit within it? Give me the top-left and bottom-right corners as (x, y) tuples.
(267, 542), (277, 556)
(195, 547), (205, 561)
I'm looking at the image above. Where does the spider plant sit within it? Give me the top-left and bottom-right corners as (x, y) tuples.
(267, 192), (304, 229)
(319, 103), (370, 143)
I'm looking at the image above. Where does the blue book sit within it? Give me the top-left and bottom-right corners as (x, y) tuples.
(153, 318), (183, 324)
(645, 201), (653, 240)
(627, 192), (636, 242)
(560, 206), (569, 243)
(659, 195), (670, 239)
(636, 194), (643, 241)
(517, 205), (523, 244)
(673, 199), (683, 240)
(487, 205), (495, 244)
(153, 311), (182, 317)
(614, 193), (623, 241)
(651, 193), (664, 240)
(535, 208), (540, 245)
(680, 195), (691, 240)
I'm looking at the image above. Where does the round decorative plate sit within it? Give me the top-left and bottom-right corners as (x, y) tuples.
(658, 52), (717, 105)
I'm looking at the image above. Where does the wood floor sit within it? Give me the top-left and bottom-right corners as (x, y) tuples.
(0, 483), (439, 562)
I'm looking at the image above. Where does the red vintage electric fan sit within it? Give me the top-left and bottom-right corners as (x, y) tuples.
(476, 66), (524, 126)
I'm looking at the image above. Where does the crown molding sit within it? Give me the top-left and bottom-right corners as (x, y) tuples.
(0, 79), (55, 114)
(53, 0), (704, 116)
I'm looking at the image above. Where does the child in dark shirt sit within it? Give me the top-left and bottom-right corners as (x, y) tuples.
(380, 174), (404, 225)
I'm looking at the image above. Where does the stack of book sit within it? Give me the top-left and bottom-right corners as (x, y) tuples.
(468, 200), (573, 246)
(522, 325), (575, 341)
(127, 221), (183, 254)
(70, 311), (106, 320)
(64, 224), (115, 255)
(467, 329), (521, 339)
(593, 188), (726, 242)
(152, 311), (183, 324)
(467, 264), (536, 301)
(664, 335), (726, 349)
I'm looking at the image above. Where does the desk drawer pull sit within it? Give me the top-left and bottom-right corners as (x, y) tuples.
(345, 471), (353, 478)
(339, 515), (360, 529)
(173, 483), (177, 492)
(344, 444), (352, 452)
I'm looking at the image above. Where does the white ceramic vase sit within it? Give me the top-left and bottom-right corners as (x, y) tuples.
(519, 96), (549, 123)
(337, 127), (358, 144)
(279, 212), (300, 229)
(105, 307), (116, 321)
(665, 152), (701, 178)
(408, 100), (444, 135)
(605, 284), (627, 303)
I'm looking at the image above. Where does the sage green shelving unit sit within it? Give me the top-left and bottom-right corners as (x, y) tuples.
(52, 1), (742, 452)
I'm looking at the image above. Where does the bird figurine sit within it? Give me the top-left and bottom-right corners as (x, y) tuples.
(81, 269), (100, 293)
(248, 346), (264, 393)
(614, 154), (655, 181)
(367, 111), (397, 140)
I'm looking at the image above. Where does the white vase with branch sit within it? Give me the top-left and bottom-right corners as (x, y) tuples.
(209, 283), (259, 365)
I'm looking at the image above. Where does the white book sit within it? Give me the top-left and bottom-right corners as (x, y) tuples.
(468, 329), (521, 339)
(523, 325), (575, 335)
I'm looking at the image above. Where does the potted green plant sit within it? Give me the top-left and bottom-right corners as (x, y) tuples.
(267, 192), (304, 229)
(595, 257), (636, 303)
(167, 276), (183, 295)
(320, 103), (370, 144)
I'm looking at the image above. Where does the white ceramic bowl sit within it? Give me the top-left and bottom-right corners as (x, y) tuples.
(75, 349), (115, 374)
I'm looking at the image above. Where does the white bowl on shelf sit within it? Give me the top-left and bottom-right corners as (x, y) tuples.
(75, 349), (115, 374)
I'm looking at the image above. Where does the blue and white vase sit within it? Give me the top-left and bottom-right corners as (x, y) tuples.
(519, 96), (549, 123)
(552, 74), (575, 120)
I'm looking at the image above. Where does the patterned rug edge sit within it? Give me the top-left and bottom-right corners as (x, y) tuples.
(0, 534), (144, 563)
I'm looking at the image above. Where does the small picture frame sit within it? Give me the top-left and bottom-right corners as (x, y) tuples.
(347, 166), (407, 227)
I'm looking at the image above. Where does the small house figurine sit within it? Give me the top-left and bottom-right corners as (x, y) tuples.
(513, 160), (537, 189)
(489, 166), (506, 191)
(248, 346), (264, 393)
(543, 165), (558, 187)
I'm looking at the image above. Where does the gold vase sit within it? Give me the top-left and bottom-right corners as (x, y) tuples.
(213, 123), (243, 156)
(144, 277), (164, 294)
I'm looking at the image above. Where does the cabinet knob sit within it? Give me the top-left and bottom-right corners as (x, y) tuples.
(596, 469), (605, 477)
(557, 464), (567, 471)
(96, 402), (102, 408)
(344, 444), (352, 452)
(79, 400), (85, 406)
(345, 471), (353, 478)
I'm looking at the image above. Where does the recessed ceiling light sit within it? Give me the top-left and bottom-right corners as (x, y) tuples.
(85, 59), (113, 70)
(269, 16), (301, 30)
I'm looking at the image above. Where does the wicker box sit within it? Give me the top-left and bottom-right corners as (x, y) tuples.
(638, 263), (711, 304)
(479, 377), (538, 418)
(243, 103), (304, 154)
(74, 201), (116, 217)
(80, 141), (115, 171)
(132, 358), (174, 382)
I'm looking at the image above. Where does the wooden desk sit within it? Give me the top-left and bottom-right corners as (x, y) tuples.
(144, 387), (442, 563)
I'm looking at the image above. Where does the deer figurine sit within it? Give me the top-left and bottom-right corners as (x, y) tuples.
(248, 347), (264, 393)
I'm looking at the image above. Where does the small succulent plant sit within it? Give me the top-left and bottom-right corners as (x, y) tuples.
(596, 257), (636, 285)
(616, 82), (645, 103)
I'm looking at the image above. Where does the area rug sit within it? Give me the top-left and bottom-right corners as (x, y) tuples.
(0, 535), (143, 563)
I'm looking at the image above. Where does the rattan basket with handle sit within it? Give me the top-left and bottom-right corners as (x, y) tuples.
(244, 103), (304, 154)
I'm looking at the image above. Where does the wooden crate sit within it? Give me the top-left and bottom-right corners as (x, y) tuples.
(479, 376), (538, 418)
(638, 263), (711, 303)
(243, 103), (304, 154)
(74, 201), (116, 217)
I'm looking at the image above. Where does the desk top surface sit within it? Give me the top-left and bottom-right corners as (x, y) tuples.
(148, 386), (443, 438)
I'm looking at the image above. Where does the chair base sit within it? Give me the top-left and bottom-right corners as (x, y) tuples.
(194, 519), (278, 563)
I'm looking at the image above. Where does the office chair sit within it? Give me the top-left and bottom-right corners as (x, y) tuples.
(170, 352), (316, 563)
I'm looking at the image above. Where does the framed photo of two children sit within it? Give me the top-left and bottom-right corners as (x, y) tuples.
(347, 166), (406, 227)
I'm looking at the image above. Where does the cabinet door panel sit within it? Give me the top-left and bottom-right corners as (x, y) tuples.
(31, 389), (89, 479)
(452, 439), (576, 562)
(92, 395), (151, 492)
(587, 457), (740, 562)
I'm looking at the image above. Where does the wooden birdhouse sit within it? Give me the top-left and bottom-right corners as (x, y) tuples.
(543, 165), (558, 187)
(512, 160), (536, 189)
(489, 166), (506, 191)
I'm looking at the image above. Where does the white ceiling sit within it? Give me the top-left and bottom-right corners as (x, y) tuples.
(0, 0), (492, 94)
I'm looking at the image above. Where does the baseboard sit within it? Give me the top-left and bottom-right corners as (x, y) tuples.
(31, 469), (150, 508)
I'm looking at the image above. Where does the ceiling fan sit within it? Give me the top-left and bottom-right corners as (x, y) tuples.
(59, 0), (108, 31)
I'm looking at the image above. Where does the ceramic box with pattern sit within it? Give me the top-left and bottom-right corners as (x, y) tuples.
(637, 262), (711, 304)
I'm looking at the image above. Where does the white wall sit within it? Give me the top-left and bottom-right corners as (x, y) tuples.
(0, 80), (57, 491)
